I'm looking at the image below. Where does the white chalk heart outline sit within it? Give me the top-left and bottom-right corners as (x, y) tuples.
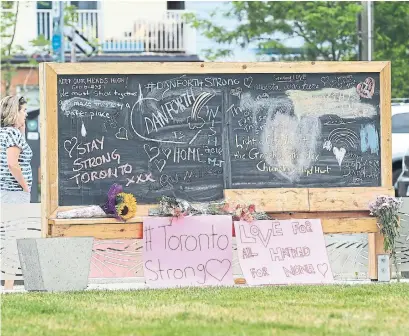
(244, 76), (253, 88)
(162, 148), (172, 159)
(63, 137), (78, 158)
(154, 159), (166, 173)
(115, 127), (128, 140)
(144, 144), (160, 162)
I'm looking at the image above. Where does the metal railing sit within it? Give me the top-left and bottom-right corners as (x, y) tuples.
(36, 9), (193, 54)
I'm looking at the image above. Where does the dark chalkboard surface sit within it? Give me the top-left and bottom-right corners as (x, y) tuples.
(57, 72), (381, 206)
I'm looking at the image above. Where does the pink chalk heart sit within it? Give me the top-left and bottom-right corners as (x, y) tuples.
(317, 263), (329, 277)
(356, 77), (375, 99)
(206, 259), (231, 282)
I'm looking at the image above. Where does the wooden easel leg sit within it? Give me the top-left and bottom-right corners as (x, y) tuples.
(368, 232), (386, 280)
(4, 280), (14, 290)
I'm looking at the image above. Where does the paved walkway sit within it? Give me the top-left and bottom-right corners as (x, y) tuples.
(2, 279), (408, 294)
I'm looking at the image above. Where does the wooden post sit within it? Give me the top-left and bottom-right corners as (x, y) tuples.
(368, 232), (386, 280)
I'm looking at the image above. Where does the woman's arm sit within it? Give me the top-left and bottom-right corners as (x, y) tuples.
(6, 146), (30, 192)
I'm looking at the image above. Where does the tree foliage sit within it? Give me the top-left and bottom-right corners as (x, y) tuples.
(374, 2), (409, 98)
(186, 1), (409, 97)
(1, 2), (51, 96)
(1, 1), (23, 95)
(185, 1), (361, 61)
(0, 2), (81, 96)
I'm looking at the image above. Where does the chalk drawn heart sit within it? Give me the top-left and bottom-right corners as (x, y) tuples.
(333, 147), (346, 167)
(115, 127), (128, 140)
(356, 77), (375, 99)
(317, 263), (329, 277)
(162, 148), (172, 159)
(244, 76), (253, 88)
(154, 159), (166, 173)
(144, 144), (160, 162)
(63, 137), (78, 158)
(206, 259), (231, 282)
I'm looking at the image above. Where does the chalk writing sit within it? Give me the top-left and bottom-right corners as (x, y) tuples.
(57, 72), (381, 207)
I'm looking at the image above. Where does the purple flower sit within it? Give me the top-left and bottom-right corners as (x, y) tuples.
(101, 184), (123, 215)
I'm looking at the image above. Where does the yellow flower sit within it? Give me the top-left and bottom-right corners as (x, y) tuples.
(115, 193), (137, 221)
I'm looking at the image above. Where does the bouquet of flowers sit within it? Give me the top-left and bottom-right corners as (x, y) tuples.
(369, 195), (402, 280)
(101, 184), (137, 221)
(57, 184), (137, 222)
(150, 196), (270, 222)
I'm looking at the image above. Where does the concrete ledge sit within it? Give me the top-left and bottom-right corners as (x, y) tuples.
(17, 237), (93, 292)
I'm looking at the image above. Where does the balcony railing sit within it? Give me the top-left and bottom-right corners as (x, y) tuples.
(36, 9), (195, 54)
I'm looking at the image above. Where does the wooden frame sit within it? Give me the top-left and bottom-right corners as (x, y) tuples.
(40, 61), (392, 279)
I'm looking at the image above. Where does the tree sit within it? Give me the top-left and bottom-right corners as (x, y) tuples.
(1, 1), (23, 95)
(1, 1), (50, 96)
(186, 1), (409, 97)
(0, 2), (85, 97)
(374, 2), (409, 98)
(185, 1), (362, 61)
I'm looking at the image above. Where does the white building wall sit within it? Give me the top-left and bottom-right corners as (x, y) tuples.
(100, 1), (167, 39)
(7, 1), (38, 53)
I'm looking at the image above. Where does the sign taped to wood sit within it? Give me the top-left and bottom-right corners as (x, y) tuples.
(234, 219), (334, 285)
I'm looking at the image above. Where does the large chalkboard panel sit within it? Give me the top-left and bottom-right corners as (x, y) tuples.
(57, 72), (381, 206)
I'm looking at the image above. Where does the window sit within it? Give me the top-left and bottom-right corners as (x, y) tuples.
(36, 1), (52, 9)
(392, 112), (409, 134)
(70, 1), (98, 10)
(167, 1), (185, 10)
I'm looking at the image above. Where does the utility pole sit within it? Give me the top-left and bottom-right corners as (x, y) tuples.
(71, 26), (76, 63)
(51, 1), (65, 62)
(360, 1), (374, 61)
(59, 1), (65, 63)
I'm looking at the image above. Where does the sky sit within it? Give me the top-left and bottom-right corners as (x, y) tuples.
(185, 1), (304, 61)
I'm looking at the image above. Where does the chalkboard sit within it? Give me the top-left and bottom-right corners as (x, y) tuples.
(57, 72), (381, 206)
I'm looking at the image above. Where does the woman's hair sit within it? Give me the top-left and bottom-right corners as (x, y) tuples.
(0, 95), (27, 127)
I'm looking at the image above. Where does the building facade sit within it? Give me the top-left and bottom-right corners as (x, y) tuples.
(1, 0), (197, 98)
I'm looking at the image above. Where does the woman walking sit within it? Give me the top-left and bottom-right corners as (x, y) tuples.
(0, 95), (32, 202)
(0, 95), (32, 290)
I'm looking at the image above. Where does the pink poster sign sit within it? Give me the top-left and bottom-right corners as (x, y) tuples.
(143, 215), (233, 288)
(234, 219), (334, 285)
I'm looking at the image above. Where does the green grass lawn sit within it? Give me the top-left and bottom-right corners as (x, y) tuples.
(2, 284), (409, 336)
